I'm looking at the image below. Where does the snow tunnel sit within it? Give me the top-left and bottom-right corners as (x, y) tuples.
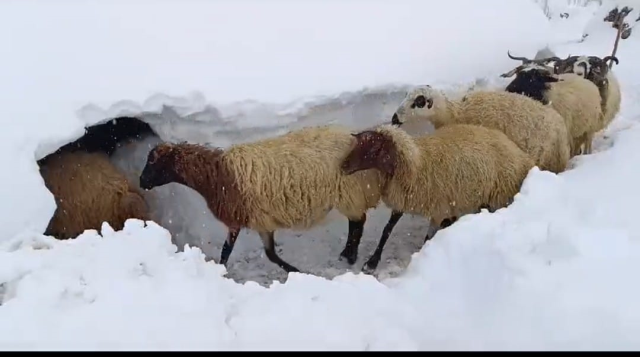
(35, 113), (243, 272)
(31, 87), (436, 287)
(36, 116), (160, 236)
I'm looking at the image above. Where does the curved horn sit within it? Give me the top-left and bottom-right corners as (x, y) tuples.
(603, 55), (619, 65)
(507, 50), (531, 63)
(532, 56), (562, 65)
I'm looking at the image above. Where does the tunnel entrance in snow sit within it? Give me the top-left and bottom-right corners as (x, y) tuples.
(36, 116), (161, 238)
(33, 93), (431, 288)
(37, 116), (158, 166)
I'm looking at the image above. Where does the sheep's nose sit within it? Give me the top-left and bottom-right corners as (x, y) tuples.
(391, 113), (401, 126)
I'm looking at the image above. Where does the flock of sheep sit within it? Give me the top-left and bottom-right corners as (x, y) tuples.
(37, 50), (621, 277)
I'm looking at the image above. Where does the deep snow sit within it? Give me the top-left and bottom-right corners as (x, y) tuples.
(2, 0), (640, 351)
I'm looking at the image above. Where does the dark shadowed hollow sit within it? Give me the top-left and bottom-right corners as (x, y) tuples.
(37, 116), (158, 166)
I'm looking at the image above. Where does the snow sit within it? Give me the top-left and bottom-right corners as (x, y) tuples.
(2, 0), (640, 351)
(0, 0), (550, 242)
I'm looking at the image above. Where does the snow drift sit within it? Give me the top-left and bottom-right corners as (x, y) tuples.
(3, 0), (640, 351)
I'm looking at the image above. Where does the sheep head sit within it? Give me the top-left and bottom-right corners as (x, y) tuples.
(391, 85), (438, 126)
(341, 130), (397, 176)
(554, 54), (618, 87)
(139, 143), (182, 190)
(504, 65), (560, 105)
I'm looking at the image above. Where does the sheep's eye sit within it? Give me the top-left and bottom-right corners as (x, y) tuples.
(412, 95), (427, 109)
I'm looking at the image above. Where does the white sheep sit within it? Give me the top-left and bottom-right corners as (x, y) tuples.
(391, 86), (571, 174)
(340, 123), (534, 274)
(502, 64), (604, 155)
(554, 55), (621, 131)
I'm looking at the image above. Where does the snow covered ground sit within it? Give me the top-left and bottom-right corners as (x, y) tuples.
(2, 0), (640, 351)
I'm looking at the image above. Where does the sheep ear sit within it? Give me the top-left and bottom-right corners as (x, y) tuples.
(351, 133), (358, 138)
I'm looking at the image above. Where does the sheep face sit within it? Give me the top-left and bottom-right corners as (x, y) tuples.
(504, 66), (560, 105)
(555, 55), (618, 86)
(554, 55), (590, 78)
(392, 86), (436, 126)
(139, 144), (182, 190)
(341, 131), (397, 176)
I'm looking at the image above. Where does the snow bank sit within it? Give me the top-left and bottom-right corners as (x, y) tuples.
(9, 0), (640, 351)
(0, 0), (551, 243)
(3, 90), (640, 349)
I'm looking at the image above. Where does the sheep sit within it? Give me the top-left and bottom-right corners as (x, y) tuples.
(39, 150), (150, 240)
(138, 125), (385, 273)
(553, 55), (621, 131)
(391, 85), (571, 174)
(501, 61), (604, 156)
(340, 123), (534, 274)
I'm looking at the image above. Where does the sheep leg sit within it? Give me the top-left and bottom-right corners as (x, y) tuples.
(584, 133), (594, 155)
(219, 229), (240, 266)
(258, 231), (300, 273)
(339, 214), (366, 265)
(424, 217), (457, 243)
(362, 210), (404, 275)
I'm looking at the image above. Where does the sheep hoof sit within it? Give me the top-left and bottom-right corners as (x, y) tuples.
(361, 260), (379, 275)
(339, 248), (358, 265)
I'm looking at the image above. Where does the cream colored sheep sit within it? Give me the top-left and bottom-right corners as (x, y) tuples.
(502, 66), (604, 155)
(341, 123), (534, 274)
(392, 86), (571, 174)
(138, 125), (385, 273)
(39, 150), (150, 240)
(554, 55), (622, 131)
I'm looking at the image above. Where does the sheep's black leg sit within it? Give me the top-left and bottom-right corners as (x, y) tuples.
(339, 214), (366, 265)
(362, 210), (404, 275)
(220, 229), (240, 266)
(424, 217), (457, 243)
(258, 231), (300, 273)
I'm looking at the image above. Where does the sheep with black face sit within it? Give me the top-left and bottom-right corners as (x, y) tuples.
(502, 54), (604, 156)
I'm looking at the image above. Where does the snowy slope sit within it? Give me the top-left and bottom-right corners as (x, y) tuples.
(2, 0), (640, 351)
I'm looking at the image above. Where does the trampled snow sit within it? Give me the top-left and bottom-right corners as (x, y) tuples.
(2, 0), (640, 351)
